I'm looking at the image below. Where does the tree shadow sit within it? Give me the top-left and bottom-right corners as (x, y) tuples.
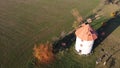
(93, 15), (120, 50)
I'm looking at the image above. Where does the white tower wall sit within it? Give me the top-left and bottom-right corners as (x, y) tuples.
(75, 37), (94, 55)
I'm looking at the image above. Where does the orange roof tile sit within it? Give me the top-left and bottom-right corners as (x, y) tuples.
(75, 23), (97, 41)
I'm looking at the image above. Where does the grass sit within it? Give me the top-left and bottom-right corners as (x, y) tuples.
(34, 45), (96, 68)
(34, 16), (108, 68)
(0, 0), (100, 68)
(91, 17), (108, 30)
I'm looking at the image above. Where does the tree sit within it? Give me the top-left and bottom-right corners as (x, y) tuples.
(33, 42), (55, 64)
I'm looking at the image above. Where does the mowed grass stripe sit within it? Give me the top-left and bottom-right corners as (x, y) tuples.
(0, 24), (26, 41)
(0, 0), (100, 68)
(0, 16), (52, 45)
(0, 26), (35, 68)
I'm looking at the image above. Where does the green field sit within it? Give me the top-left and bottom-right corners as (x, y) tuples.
(0, 0), (100, 68)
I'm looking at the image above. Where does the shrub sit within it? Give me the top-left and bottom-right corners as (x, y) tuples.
(33, 42), (55, 64)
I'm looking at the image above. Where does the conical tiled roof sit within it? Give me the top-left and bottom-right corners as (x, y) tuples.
(75, 23), (97, 41)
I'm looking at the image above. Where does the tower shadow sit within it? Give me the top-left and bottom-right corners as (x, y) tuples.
(52, 15), (120, 54)
(52, 31), (76, 53)
(93, 15), (120, 50)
